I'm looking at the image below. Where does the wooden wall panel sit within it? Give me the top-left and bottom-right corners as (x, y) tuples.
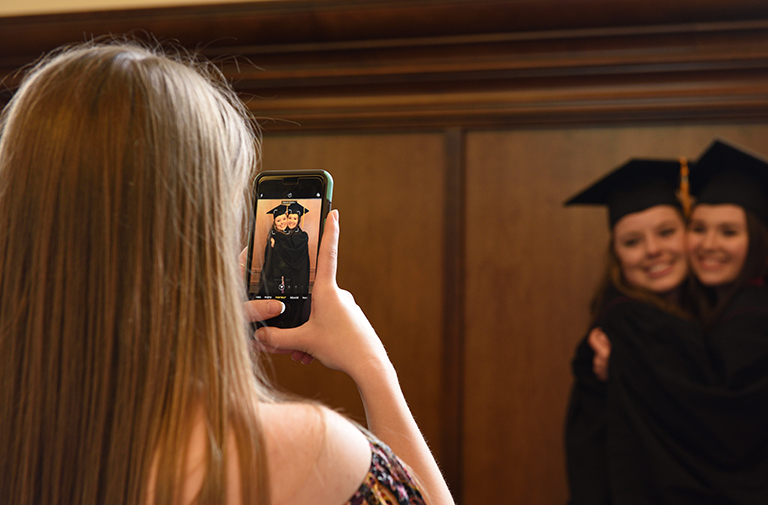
(462, 124), (768, 504)
(257, 132), (449, 465)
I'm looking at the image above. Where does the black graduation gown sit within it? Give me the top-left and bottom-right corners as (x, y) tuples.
(565, 287), (709, 505)
(567, 284), (768, 505)
(287, 227), (311, 293)
(257, 228), (311, 296)
(695, 283), (768, 504)
(565, 330), (610, 505)
(257, 230), (292, 295)
(600, 295), (715, 505)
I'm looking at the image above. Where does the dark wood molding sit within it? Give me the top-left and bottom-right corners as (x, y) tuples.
(2, 0), (768, 130)
(440, 127), (466, 503)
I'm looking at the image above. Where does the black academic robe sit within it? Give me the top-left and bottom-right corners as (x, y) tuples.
(257, 230), (293, 295)
(565, 286), (709, 505)
(287, 228), (311, 293)
(695, 283), (768, 504)
(257, 228), (311, 296)
(565, 331), (610, 505)
(567, 283), (768, 505)
(600, 295), (715, 505)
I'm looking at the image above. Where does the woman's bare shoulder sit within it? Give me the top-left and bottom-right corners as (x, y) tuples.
(259, 401), (371, 505)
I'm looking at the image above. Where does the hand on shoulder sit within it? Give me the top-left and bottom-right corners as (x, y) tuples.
(588, 327), (611, 381)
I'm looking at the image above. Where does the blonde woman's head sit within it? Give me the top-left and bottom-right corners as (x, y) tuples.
(0, 41), (267, 504)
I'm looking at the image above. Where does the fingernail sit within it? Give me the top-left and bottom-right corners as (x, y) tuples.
(253, 328), (266, 343)
(268, 301), (285, 315)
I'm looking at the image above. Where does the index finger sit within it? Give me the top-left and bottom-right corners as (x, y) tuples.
(238, 247), (248, 278)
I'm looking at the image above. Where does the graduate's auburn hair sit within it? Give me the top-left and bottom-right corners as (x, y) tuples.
(0, 41), (270, 504)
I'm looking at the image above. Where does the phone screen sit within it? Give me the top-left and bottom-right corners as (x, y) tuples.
(246, 171), (331, 327)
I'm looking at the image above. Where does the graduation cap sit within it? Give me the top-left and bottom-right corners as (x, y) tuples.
(689, 138), (768, 225)
(564, 158), (684, 228)
(266, 204), (289, 216)
(287, 202), (309, 216)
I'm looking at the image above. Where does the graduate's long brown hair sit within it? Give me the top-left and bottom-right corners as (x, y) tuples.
(0, 42), (270, 504)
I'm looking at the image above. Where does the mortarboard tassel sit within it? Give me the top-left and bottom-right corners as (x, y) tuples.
(678, 156), (691, 218)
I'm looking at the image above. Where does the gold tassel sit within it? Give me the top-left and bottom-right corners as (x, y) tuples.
(678, 156), (691, 217)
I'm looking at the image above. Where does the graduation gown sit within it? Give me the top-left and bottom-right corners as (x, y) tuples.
(566, 284), (768, 505)
(287, 227), (311, 293)
(257, 228), (310, 296)
(600, 294), (714, 505)
(565, 331), (610, 505)
(695, 284), (768, 503)
(564, 286), (706, 505)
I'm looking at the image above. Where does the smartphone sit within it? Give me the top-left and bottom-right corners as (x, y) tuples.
(245, 170), (333, 328)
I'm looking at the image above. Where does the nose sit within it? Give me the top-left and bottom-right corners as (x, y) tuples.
(701, 229), (718, 250)
(645, 236), (662, 257)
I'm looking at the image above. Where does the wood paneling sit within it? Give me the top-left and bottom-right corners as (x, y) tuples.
(227, 22), (768, 129)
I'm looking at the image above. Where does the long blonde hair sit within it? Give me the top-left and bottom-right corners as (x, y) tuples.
(0, 41), (269, 504)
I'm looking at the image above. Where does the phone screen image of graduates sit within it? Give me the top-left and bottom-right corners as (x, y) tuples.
(247, 176), (328, 328)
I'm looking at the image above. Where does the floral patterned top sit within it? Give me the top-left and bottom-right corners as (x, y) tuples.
(344, 434), (426, 505)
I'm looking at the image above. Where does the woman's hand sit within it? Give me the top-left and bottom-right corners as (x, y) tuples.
(588, 327), (612, 381)
(253, 210), (388, 380)
(253, 210), (456, 505)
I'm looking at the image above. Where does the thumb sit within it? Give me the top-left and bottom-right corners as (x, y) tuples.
(254, 325), (309, 356)
(315, 209), (339, 287)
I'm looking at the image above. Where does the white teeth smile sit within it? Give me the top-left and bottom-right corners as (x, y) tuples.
(697, 258), (724, 269)
(647, 264), (671, 273)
